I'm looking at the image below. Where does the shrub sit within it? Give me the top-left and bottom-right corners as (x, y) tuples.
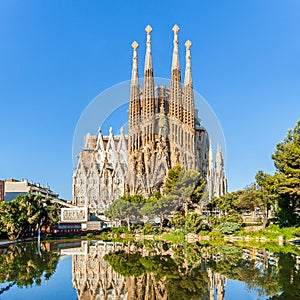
(111, 226), (128, 235)
(208, 230), (223, 241)
(143, 223), (154, 235)
(163, 231), (185, 244)
(217, 222), (241, 235)
(185, 212), (210, 234)
(294, 227), (300, 237)
(86, 233), (94, 239)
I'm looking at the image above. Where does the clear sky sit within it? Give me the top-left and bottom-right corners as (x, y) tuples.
(0, 0), (299, 200)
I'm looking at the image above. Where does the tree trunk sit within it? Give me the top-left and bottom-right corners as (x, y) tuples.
(37, 226), (41, 256)
(126, 216), (130, 232)
(262, 209), (268, 229)
(160, 214), (164, 230)
(184, 201), (188, 217)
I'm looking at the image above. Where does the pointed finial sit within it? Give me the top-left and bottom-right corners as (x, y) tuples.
(172, 24), (180, 35)
(185, 40), (192, 64)
(185, 40), (192, 50)
(131, 41), (138, 62)
(132, 41), (138, 51)
(109, 127), (113, 135)
(120, 127), (124, 133)
(145, 25), (152, 46)
(145, 25), (152, 35)
(144, 25), (153, 70)
(172, 24), (180, 43)
(184, 40), (193, 86)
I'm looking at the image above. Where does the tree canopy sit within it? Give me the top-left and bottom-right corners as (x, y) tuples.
(0, 194), (59, 240)
(104, 195), (145, 230)
(270, 120), (300, 224)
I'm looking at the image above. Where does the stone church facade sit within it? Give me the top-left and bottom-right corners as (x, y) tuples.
(72, 25), (227, 215)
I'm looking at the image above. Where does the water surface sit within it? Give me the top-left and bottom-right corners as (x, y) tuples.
(0, 240), (299, 299)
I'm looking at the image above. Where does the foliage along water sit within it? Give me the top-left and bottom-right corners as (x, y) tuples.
(0, 240), (299, 299)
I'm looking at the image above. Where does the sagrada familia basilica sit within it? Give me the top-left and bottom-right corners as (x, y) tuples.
(72, 25), (227, 215)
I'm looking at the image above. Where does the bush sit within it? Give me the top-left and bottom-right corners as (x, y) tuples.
(111, 226), (128, 235)
(163, 232), (185, 244)
(294, 227), (300, 237)
(86, 233), (94, 239)
(143, 223), (154, 235)
(217, 222), (241, 235)
(220, 214), (243, 224)
(185, 212), (210, 234)
(208, 230), (223, 241)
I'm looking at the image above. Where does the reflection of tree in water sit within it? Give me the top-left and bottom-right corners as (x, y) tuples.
(104, 250), (208, 300)
(206, 244), (300, 299)
(268, 253), (300, 300)
(69, 240), (300, 300)
(0, 242), (60, 295)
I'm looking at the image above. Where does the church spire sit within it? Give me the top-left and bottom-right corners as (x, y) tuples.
(142, 25), (155, 141)
(131, 41), (139, 85)
(128, 41), (141, 152)
(169, 25), (182, 120)
(216, 144), (223, 167)
(171, 24), (180, 71)
(183, 40), (195, 130)
(184, 40), (193, 87)
(209, 140), (213, 169)
(144, 25), (153, 71)
(169, 24), (182, 121)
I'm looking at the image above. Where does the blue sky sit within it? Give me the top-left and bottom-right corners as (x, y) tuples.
(0, 0), (299, 200)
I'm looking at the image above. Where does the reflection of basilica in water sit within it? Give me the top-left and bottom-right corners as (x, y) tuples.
(1, 240), (299, 299)
(62, 241), (227, 300)
(60, 240), (300, 300)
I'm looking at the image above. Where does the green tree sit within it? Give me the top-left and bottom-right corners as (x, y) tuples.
(255, 171), (278, 228)
(216, 221), (241, 234)
(210, 191), (242, 215)
(271, 120), (300, 225)
(164, 165), (207, 216)
(104, 195), (144, 231)
(185, 212), (208, 234)
(164, 164), (184, 195)
(177, 170), (206, 216)
(141, 195), (176, 229)
(0, 242), (60, 294)
(0, 194), (58, 240)
(0, 199), (27, 240)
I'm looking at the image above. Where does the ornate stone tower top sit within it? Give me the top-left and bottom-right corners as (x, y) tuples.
(183, 38), (195, 141)
(169, 24), (182, 123)
(132, 41), (138, 55)
(184, 40), (192, 87)
(128, 40), (140, 151)
(142, 24), (155, 120)
(172, 24), (180, 70)
(131, 41), (139, 83)
(144, 25), (153, 70)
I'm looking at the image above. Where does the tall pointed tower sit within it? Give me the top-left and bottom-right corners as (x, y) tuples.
(213, 145), (227, 198)
(141, 25), (156, 146)
(182, 39), (196, 169)
(73, 24), (227, 214)
(128, 41), (140, 154)
(168, 25), (184, 167)
(207, 140), (214, 200)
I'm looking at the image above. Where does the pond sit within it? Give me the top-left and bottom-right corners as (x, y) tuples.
(0, 239), (299, 299)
